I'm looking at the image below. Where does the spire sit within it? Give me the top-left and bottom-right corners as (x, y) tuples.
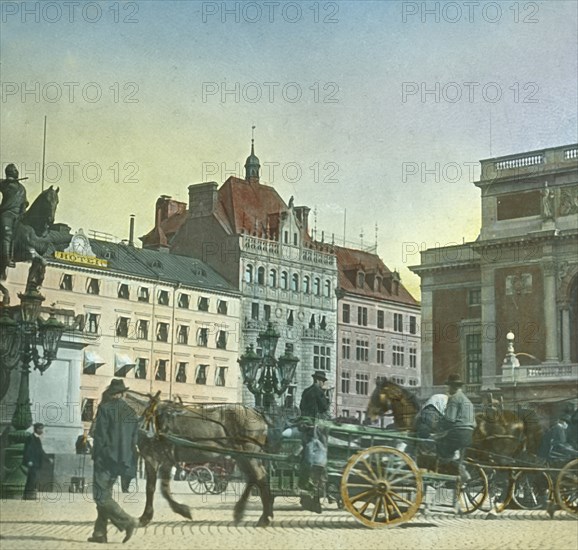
(245, 125), (260, 184)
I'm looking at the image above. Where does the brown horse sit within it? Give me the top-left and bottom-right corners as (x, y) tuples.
(124, 391), (274, 527)
(366, 378), (544, 463)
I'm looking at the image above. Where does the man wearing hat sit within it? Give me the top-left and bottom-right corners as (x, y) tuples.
(298, 371), (331, 513)
(437, 373), (476, 480)
(22, 422), (50, 500)
(538, 415), (578, 462)
(88, 379), (140, 544)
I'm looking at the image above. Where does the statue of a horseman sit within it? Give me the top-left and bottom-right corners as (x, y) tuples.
(0, 163), (72, 305)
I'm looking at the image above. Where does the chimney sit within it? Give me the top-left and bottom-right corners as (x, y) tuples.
(188, 182), (219, 218)
(128, 214), (135, 247)
(294, 206), (311, 235)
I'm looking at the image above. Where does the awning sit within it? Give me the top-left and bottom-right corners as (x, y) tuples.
(83, 350), (105, 374)
(115, 353), (136, 377)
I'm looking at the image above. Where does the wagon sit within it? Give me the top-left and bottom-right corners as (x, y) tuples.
(164, 418), (467, 528)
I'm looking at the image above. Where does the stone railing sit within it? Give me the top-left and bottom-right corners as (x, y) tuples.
(501, 363), (578, 384)
(302, 327), (335, 341)
(241, 235), (336, 267)
(495, 153), (544, 171)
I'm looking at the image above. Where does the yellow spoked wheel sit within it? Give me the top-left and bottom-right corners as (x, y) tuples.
(341, 447), (422, 528)
(457, 462), (489, 514)
(511, 470), (552, 510)
(555, 458), (578, 516)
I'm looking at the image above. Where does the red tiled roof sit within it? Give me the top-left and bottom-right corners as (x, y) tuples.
(335, 245), (418, 306)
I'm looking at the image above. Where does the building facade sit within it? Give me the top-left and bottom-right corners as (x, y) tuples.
(411, 144), (578, 416)
(141, 143), (338, 407)
(335, 246), (421, 422)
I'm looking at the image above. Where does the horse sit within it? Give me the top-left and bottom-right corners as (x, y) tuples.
(124, 391), (274, 528)
(366, 378), (544, 464)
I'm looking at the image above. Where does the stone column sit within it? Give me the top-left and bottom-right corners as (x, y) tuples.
(543, 261), (558, 363)
(481, 265), (497, 386)
(561, 307), (571, 363)
(419, 280), (434, 394)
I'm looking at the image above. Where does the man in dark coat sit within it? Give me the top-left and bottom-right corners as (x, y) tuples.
(538, 415), (578, 462)
(22, 422), (50, 500)
(298, 371), (331, 513)
(88, 379), (140, 544)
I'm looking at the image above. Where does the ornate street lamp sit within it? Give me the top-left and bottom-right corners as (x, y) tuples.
(0, 289), (65, 499)
(238, 322), (299, 410)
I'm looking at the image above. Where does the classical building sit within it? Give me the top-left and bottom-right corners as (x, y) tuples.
(335, 246), (420, 422)
(141, 142), (338, 407)
(1, 232), (241, 435)
(411, 144), (578, 416)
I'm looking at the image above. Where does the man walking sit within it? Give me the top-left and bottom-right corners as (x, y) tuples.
(22, 422), (50, 500)
(88, 379), (140, 544)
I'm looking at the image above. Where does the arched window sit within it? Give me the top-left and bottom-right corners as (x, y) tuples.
(324, 280), (331, 297)
(257, 266), (265, 285)
(245, 264), (253, 283)
(313, 277), (321, 296)
(303, 275), (311, 294)
(291, 273), (299, 292)
(269, 269), (277, 288)
(281, 271), (288, 290)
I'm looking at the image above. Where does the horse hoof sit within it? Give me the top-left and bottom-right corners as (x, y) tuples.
(256, 517), (271, 528)
(139, 516), (152, 527)
(179, 506), (192, 520)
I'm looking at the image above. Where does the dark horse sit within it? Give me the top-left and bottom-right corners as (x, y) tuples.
(124, 391), (274, 528)
(366, 378), (544, 462)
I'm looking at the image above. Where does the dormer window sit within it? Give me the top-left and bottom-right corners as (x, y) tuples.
(375, 276), (382, 291)
(357, 272), (365, 288)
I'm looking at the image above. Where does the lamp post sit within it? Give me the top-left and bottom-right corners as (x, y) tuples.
(503, 331), (520, 410)
(238, 322), (299, 411)
(0, 289), (65, 498)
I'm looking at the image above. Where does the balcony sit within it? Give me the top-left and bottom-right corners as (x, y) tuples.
(502, 363), (578, 384)
(302, 327), (335, 341)
(241, 235), (336, 267)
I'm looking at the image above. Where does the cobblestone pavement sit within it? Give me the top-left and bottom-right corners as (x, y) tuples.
(1, 482), (576, 550)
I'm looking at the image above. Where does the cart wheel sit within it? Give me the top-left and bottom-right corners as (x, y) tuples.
(457, 462), (488, 514)
(187, 466), (215, 495)
(341, 446), (422, 528)
(511, 471), (551, 510)
(485, 468), (513, 513)
(555, 458), (578, 516)
(211, 467), (229, 495)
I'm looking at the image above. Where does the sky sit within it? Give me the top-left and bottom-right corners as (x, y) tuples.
(1, 0), (577, 297)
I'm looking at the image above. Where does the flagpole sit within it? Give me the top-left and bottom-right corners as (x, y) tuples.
(41, 116), (47, 192)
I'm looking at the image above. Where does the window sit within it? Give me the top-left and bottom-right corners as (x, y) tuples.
(245, 264), (253, 283)
(156, 322), (169, 342)
(287, 310), (294, 326)
(215, 366), (227, 387)
(466, 333), (482, 383)
(313, 277), (321, 296)
(158, 290), (169, 306)
(195, 364), (208, 385)
(264, 305), (271, 321)
(217, 300), (228, 315)
(177, 325), (189, 345)
(409, 316), (417, 335)
(138, 287), (150, 302)
(324, 280), (331, 298)
(87, 313), (100, 334)
(198, 297), (209, 312)
(342, 338), (351, 359)
(341, 371), (350, 394)
(135, 358), (147, 379)
(357, 272), (365, 287)
(303, 276), (310, 294)
(197, 327), (208, 347)
(293, 233), (298, 246)
(86, 278), (100, 295)
(281, 271), (288, 290)
(313, 345), (331, 371)
(377, 342), (385, 364)
(216, 330), (227, 350)
(178, 293), (190, 309)
(309, 314), (316, 328)
(468, 288), (481, 306)
(116, 317), (130, 338)
(269, 269), (277, 288)
(81, 398), (95, 422)
(60, 274), (73, 291)
(257, 266), (265, 285)
(175, 362), (187, 383)
(356, 340), (369, 362)
(393, 345), (405, 367)
(137, 320), (149, 340)
(291, 273), (299, 292)
(409, 347), (417, 369)
(394, 313), (403, 332)
(342, 304), (350, 324)
(357, 307), (368, 326)
(355, 373), (369, 395)
(284, 231), (288, 244)
(155, 359), (167, 381)
(118, 284), (130, 299)
(342, 409), (350, 418)
(320, 315), (327, 330)
(377, 310), (385, 329)
(251, 302), (260, 320)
